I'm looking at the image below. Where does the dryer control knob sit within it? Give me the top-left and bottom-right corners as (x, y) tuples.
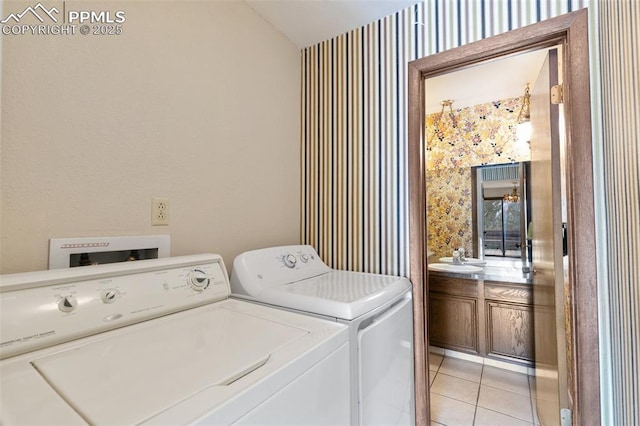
(58, 296), (78, 313)
(282, 253), (297, 268)
(188, 270), (211, 292)
(300, 253), (309, 263)
(101, 289), (119, 304)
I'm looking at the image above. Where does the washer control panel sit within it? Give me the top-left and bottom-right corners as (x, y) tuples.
(276, 248), (322, 271)
(230, 245), (332, 297)
(0, 254), (229, 359)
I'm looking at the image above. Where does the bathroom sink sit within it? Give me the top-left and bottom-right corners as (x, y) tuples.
(439, 257), (486, 265)
(428, 263), (483, 273)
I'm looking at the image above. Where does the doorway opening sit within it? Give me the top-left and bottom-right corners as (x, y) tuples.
(407, 9), (599, 426)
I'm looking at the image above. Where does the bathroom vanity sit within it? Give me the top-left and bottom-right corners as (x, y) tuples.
(428, 264), (552, 366)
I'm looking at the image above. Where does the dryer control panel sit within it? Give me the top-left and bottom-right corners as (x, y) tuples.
(0, 254), (229, 359)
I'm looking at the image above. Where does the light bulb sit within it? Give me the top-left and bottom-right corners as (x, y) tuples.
(517, 121), (532, 143)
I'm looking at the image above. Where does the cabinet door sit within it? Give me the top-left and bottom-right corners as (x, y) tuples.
(428, 294), (477, 353)
(486, 301), (534, 363)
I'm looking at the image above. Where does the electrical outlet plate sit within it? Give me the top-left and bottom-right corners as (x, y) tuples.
(151, 197), (169, 226)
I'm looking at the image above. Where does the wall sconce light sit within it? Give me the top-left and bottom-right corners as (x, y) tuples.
(503, 182), (520, 203)
(427, 99), (458, 146)
(516, 84), (532, 142)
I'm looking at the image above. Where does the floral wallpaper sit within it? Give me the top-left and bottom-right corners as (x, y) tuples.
(426, 96), (530, 258)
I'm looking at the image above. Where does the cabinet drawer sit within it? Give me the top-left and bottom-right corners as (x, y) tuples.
(429, 275), (478, 298)
(484, 281), (533, 304)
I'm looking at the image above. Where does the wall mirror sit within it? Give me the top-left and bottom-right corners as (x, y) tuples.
(407, 10), (599, 426)
(472, 161), (531, 264)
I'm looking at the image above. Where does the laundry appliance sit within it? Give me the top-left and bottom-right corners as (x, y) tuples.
(230, 245), (415, 425)
(0, 254), (350, 425)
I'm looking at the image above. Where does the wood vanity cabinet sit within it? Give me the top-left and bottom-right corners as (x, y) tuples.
(484, 281), (534, 363)
(428, 275), (479, 354)
(428, 274), (535, 365)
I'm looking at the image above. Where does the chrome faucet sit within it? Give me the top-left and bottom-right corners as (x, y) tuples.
(458, 248), (466, 262)
(452, 250), (462, 264)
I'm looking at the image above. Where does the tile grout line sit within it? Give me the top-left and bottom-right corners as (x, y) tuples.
(479, 381), (533, 398)
(528, 373), (536, 425)
(477, 406), (537, 426)
(478, 379), (535, 424)
(472, 362), (484, 425)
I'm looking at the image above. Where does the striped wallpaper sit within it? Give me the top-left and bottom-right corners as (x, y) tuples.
(301, 0), (588, 277)
(302, 0), (639, 424)
(301, 14), (416, 275)
(598, 1), (640, 424)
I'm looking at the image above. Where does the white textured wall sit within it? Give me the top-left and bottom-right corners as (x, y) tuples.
(0, 1), (301, 273)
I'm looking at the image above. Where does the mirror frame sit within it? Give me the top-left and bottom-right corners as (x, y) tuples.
(407, 9), (599, 425)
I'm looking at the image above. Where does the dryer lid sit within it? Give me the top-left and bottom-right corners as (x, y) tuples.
(259, 270), (411, 320)
(30, 305), (308, 425)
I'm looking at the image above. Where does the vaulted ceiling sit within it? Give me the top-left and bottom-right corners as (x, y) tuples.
(244, 0), (549, 112)
(243, 0), (420, 49)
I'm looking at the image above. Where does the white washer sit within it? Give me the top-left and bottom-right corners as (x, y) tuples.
(0, 254), (350, 425)
(230, 245), (415, 426)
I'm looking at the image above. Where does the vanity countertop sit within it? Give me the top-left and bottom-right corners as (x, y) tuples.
(427, 258), (533, 284)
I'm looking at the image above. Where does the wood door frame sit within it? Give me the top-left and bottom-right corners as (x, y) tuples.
(407, 9), (600, 426)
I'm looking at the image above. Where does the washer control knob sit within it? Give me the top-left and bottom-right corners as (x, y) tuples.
(283, 254), (297, 268)
(101, 289), (119, 304)
(300, 253), (309, 263)
(188, 269), (211, 292)
(58, 296), (78, 313)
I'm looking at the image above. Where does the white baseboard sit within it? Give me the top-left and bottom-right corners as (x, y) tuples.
(429, 346), (535, 376)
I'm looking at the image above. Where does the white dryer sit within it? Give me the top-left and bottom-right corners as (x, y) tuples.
(230, 245), (415, 426)
(0, 254), (350, 425)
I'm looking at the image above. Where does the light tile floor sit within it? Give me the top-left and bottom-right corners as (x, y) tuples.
(429, 353), (540, 426)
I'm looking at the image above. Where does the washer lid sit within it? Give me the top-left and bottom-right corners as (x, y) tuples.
(258, 271), (411, 320)
(31, 305), (307, 425)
